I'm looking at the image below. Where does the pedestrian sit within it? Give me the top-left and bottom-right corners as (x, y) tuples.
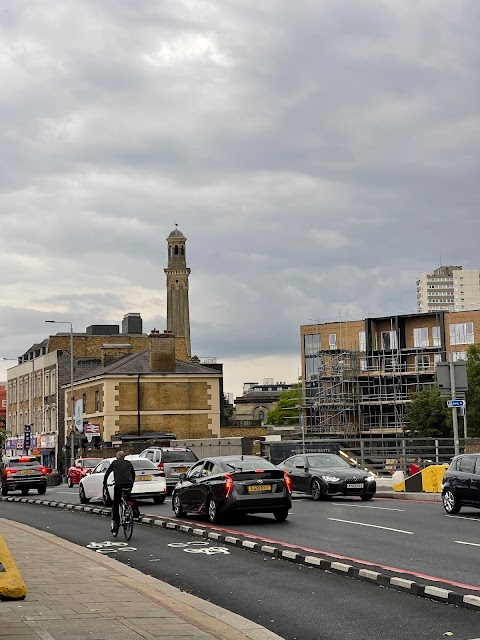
(103, 451), (140, 533)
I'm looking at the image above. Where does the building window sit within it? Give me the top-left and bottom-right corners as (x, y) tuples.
(381, 331), (397, 350)
(413, 327), (429, 348)
(329, 334), (337, 349)
(432, 326), (441, 347)
(82, 393), (87, 413)
(304, 334), (320, 356)
(415, 355), (431, 371)
(95, 390), (100, 412)
(50, 371), (55, 395)
(359, 358), (367, 371)
(452, 351), (467, 362)
(359, 331), (366, 352)
(449, 322), (474, 345)
(434, 353), (442, 365)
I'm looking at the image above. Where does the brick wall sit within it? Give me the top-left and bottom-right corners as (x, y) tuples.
(220, 426), (268, 438)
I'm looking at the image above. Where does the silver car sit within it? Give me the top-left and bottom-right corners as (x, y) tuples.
(138, 447), (198, 491)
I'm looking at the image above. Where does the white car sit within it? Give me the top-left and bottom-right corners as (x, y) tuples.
(79, 456), (167, 505)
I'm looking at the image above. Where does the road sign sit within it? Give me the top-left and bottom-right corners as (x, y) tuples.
(447, 399), (465, 408)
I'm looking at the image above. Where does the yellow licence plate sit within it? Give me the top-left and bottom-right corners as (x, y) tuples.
(135, 475), (152, 482)
(247, 484), (272, 493)
(20, 470), (35, 475)
(174, 467), (187, 473)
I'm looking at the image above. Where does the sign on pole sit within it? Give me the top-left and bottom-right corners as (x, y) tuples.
(84, 423), (100, 444)
(75, 399), (84, 432)
(447, 399), (465, 408)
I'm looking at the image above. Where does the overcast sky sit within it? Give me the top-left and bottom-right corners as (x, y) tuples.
(1, 1), (479, 398)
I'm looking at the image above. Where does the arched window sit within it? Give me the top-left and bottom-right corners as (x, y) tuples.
(258, 411), (265, 422)
(181, 244), (185, 255)
(174, 244), (179, 255)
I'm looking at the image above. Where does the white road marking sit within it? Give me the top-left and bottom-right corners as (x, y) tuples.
(455, 541), (480, 547)
(445, 515), (480, 522)
(148, 558), (163, 562)
(328, 518), (414, 534)
(337, 504), (405, 512)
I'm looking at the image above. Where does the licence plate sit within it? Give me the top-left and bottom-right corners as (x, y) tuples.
(247, 484), (272, 493)
(20, 470), (35, 475)
(347, 483), (364, 489)
(135, 475), (152, 482)
(174, 467), (187, 473)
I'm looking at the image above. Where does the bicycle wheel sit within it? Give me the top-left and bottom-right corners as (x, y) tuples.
(122, 502), (134, 541)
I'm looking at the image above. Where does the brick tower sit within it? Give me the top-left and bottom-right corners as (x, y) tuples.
(164, 225), (191, 357)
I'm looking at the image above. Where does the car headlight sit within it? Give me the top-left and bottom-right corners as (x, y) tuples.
(321, 475), (341, 482)
(366, 474), (376, 482)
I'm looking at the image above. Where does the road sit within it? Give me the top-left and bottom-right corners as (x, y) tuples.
(39, 485), (480, 589)
(1, 499), (480, 640)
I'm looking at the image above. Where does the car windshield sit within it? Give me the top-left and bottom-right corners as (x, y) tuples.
(306, 455), (352, 468)
(163, 450), (197, 463)
(130, 459), (157, 470)
(224, 458), (276, 471)
(10, 458), (39, 468)
(82, 459), (102, 468)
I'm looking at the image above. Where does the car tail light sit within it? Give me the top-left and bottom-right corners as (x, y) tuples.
(157, 462), (164, 472)
(6, 469), (18, 475)
(38, 467), (48, 475)
(19, 457), (30, 462)
(225, 473), (233, 497)
(255, 469), (265, 473)
(284, 470), (292, 493)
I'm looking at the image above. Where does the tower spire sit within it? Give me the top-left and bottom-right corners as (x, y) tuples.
(164, 226), (191, 356)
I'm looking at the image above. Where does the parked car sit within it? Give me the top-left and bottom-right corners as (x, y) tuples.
(172, 455), (292, 523)
(67, 458), (103, 487)
(79, 456), (167, 505)
(138, 447), (198, 492)
(442, 453), (480, 514)
(277, 453), (376, 501)
(1, 456), (48, 496)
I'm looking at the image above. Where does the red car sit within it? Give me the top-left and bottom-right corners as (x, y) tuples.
(67, 458), (103, 487)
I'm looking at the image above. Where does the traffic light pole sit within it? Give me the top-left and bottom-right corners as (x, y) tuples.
(449, 360), (460, 457)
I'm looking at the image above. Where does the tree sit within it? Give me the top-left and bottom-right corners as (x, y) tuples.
(466, 344), (480, 438)
(266, 385), (301, 425)
(0, 426), (11, 451)
(404, 387), (452, 438)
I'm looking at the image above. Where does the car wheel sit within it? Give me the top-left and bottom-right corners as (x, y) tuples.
(21, 488), (29, 496)
(360, 493), (374, 501)
(79, 484), (90, 504)
(207, 497), (219, 523)
(273, 508), (289, 522)
(67, 476), (73, 488)
(103, 486), (113, 507)
(173, 493), (185, 517)
(37, 485), (46, 495)
(442, 489), (461, 514)
(153, 495), (166, 505)
(1, 485), (8, 496)
(311, 478), (323, 501)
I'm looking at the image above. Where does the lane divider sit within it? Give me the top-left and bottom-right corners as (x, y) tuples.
(0, 530), (27, 599)
(1, 495), (480, 612)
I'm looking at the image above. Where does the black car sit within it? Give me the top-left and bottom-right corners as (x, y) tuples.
(172, 455), (292, 523)
(278, 453), (376, 501)
(442, 453), (480, 514)
(1, 456), (48, 496)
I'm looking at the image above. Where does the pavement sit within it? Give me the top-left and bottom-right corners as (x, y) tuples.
(0, 518), (283, 640)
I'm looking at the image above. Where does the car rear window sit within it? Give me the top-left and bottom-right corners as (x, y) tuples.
(82, 459), (102, 468)
(163, 450), (197, 463)
(9, 458), (39, 468)
(224, 458), (276, 471)
(131, 459), (157, 470)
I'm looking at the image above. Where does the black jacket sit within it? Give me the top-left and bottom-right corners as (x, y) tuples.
(104, 459), (135, 486)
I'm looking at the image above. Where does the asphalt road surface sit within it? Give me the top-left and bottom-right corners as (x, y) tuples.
(1, 500), (480, 640)
(40, 485), (480, 589)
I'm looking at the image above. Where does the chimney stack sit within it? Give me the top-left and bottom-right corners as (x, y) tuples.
(149, 329), (176, 372)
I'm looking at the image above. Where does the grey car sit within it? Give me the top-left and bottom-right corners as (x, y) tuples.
(138, 447), (198, 491)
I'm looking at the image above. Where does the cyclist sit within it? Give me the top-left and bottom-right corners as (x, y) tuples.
(103, 451), (140, 533)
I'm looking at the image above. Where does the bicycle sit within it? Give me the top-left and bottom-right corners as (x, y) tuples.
(111, 486), (134, 541)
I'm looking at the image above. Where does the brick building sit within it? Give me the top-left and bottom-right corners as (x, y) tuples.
(301, 309), (480, 436)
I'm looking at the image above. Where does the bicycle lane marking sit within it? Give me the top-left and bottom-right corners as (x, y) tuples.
(86, 541), (137, 554)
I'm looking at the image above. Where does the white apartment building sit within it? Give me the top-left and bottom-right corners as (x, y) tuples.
(417, 266), (480, 313)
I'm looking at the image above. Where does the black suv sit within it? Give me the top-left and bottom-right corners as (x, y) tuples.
(1, 456), (48, 496)
(442, 453), (480, 514)
(138, 447), (198, 491)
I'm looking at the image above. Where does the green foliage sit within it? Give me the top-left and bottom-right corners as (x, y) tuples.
(0, 427), (11, 448)
(404, 387), (452, 438)
(223, 394), (234, 421)
(266, 385), (301, 425)
(466, 344), (480, 438)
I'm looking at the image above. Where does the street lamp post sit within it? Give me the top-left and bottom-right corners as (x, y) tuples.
(45, 321), (75, 475)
